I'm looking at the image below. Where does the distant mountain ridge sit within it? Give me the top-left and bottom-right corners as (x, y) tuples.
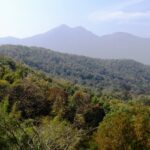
(0, 24), (150, 64)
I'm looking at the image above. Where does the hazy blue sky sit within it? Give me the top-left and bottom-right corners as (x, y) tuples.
(0, 0), (150, 38)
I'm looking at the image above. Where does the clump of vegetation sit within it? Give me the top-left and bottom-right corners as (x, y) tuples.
(94, 101), (150, 150)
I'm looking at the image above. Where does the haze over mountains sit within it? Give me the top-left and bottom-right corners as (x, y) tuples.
(0, 24), (150, 64)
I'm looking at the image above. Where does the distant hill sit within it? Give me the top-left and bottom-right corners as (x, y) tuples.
(1, 45), (150, 96)
(0, 25), (150, 64)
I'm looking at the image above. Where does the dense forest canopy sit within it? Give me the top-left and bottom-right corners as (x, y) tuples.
(0, 55), (150, 149)
(0, 45), (150, 97)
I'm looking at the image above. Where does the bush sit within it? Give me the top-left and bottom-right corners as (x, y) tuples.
(94, 104), (150, 150)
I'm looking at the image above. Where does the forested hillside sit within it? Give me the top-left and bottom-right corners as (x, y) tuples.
(0, 56), (104, 149)
(0, 56), (149, 150)
(0, 45), (150, 97)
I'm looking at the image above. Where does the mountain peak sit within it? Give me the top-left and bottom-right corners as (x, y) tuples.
(52, 25), (89, 32)
(54, 24), (72, 30)
(45, 24), (98, 37)
(51, 25), (90, 32)
(73, 26), (90, 32)
(73, 26), (86, 30)
(46, 24), (72, 34)
(113, 32), (137, 37)
(101, 32), (140, 39)
(58, 24), (71, 29)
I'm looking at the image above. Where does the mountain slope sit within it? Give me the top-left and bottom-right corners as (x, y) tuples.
(0, 36), (20, 45)
(0, 45), (150, 96)
(24, 25), (99, 55)
(0, 25), (150, 64)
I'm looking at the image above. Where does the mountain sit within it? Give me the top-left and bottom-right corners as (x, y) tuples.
(1, 45), (150, 96)
(0, 36), (20, 45)
(0, 25), (150, 64)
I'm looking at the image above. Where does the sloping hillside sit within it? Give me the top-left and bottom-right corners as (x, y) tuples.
(0, 56), (107, 149)
(1, 45), (150, 95)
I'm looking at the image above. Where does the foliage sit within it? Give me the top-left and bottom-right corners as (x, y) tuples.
(0, 99), (84, 150)
(0, 80), (10, 99)
(94, 103), (150, 150)
(0, 56), (149, 150)
(36, 117), (83, 150)
(1, 45), (150, 96)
